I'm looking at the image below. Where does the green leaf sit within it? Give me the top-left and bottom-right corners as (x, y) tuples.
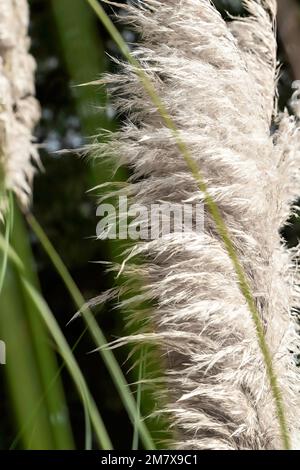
(27, 213), (155, 450)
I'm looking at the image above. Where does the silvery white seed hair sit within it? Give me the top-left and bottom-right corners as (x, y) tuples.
(0, 0), (40, 215)
(94, 0), (300, 449)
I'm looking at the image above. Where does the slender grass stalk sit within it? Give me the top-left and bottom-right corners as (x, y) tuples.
(9, 328), (87, 450)
(0, 233), (22, 268)
(26, 213), (155, 450)
(0, 232), (112, 450)
(51, 0), (160, 448)
(84, 406), (93, 450)
(51, 0), (110, 133)
(11, 205), (74, 449)
(0, 204), (73, 449)
(85, 0), (290, 449)
(132, 347), (145, 450)
(0, 191), (13, 294)
(0, 199), (74, 449)
(0, 263), (55, 449)
(50, 0), (123, 188)
(21, 279), (113, 450)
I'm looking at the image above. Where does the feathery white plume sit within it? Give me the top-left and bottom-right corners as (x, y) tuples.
(0, 0), (40, 214)
(95, 0), (300, 449)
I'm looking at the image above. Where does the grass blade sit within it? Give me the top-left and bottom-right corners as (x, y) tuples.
(0, 192), (13, 294)
(50, 0), (156, 448)
(0, 230), (112, 450)
(0, 264), (56, 449)
(26, 212), (155, 450)
(0, 200), (74, 449)
(10, 205), (75, 449)
(132, 347), (145, 450)
(9, 328), (87, 450)
(21, 278), (113, 450)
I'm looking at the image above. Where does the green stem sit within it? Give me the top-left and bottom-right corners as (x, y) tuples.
(21, 278), (113, 450)
(26, 213), (155, 450)
(11, 205), (75, 449)
(132, 347), (145, 450)
(0, 197), (74, 449)
(0, 191), (13, 294)
(86, 0), (291, 449)
(9, 328), (87, 450)
(0, 230), (112, 450)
